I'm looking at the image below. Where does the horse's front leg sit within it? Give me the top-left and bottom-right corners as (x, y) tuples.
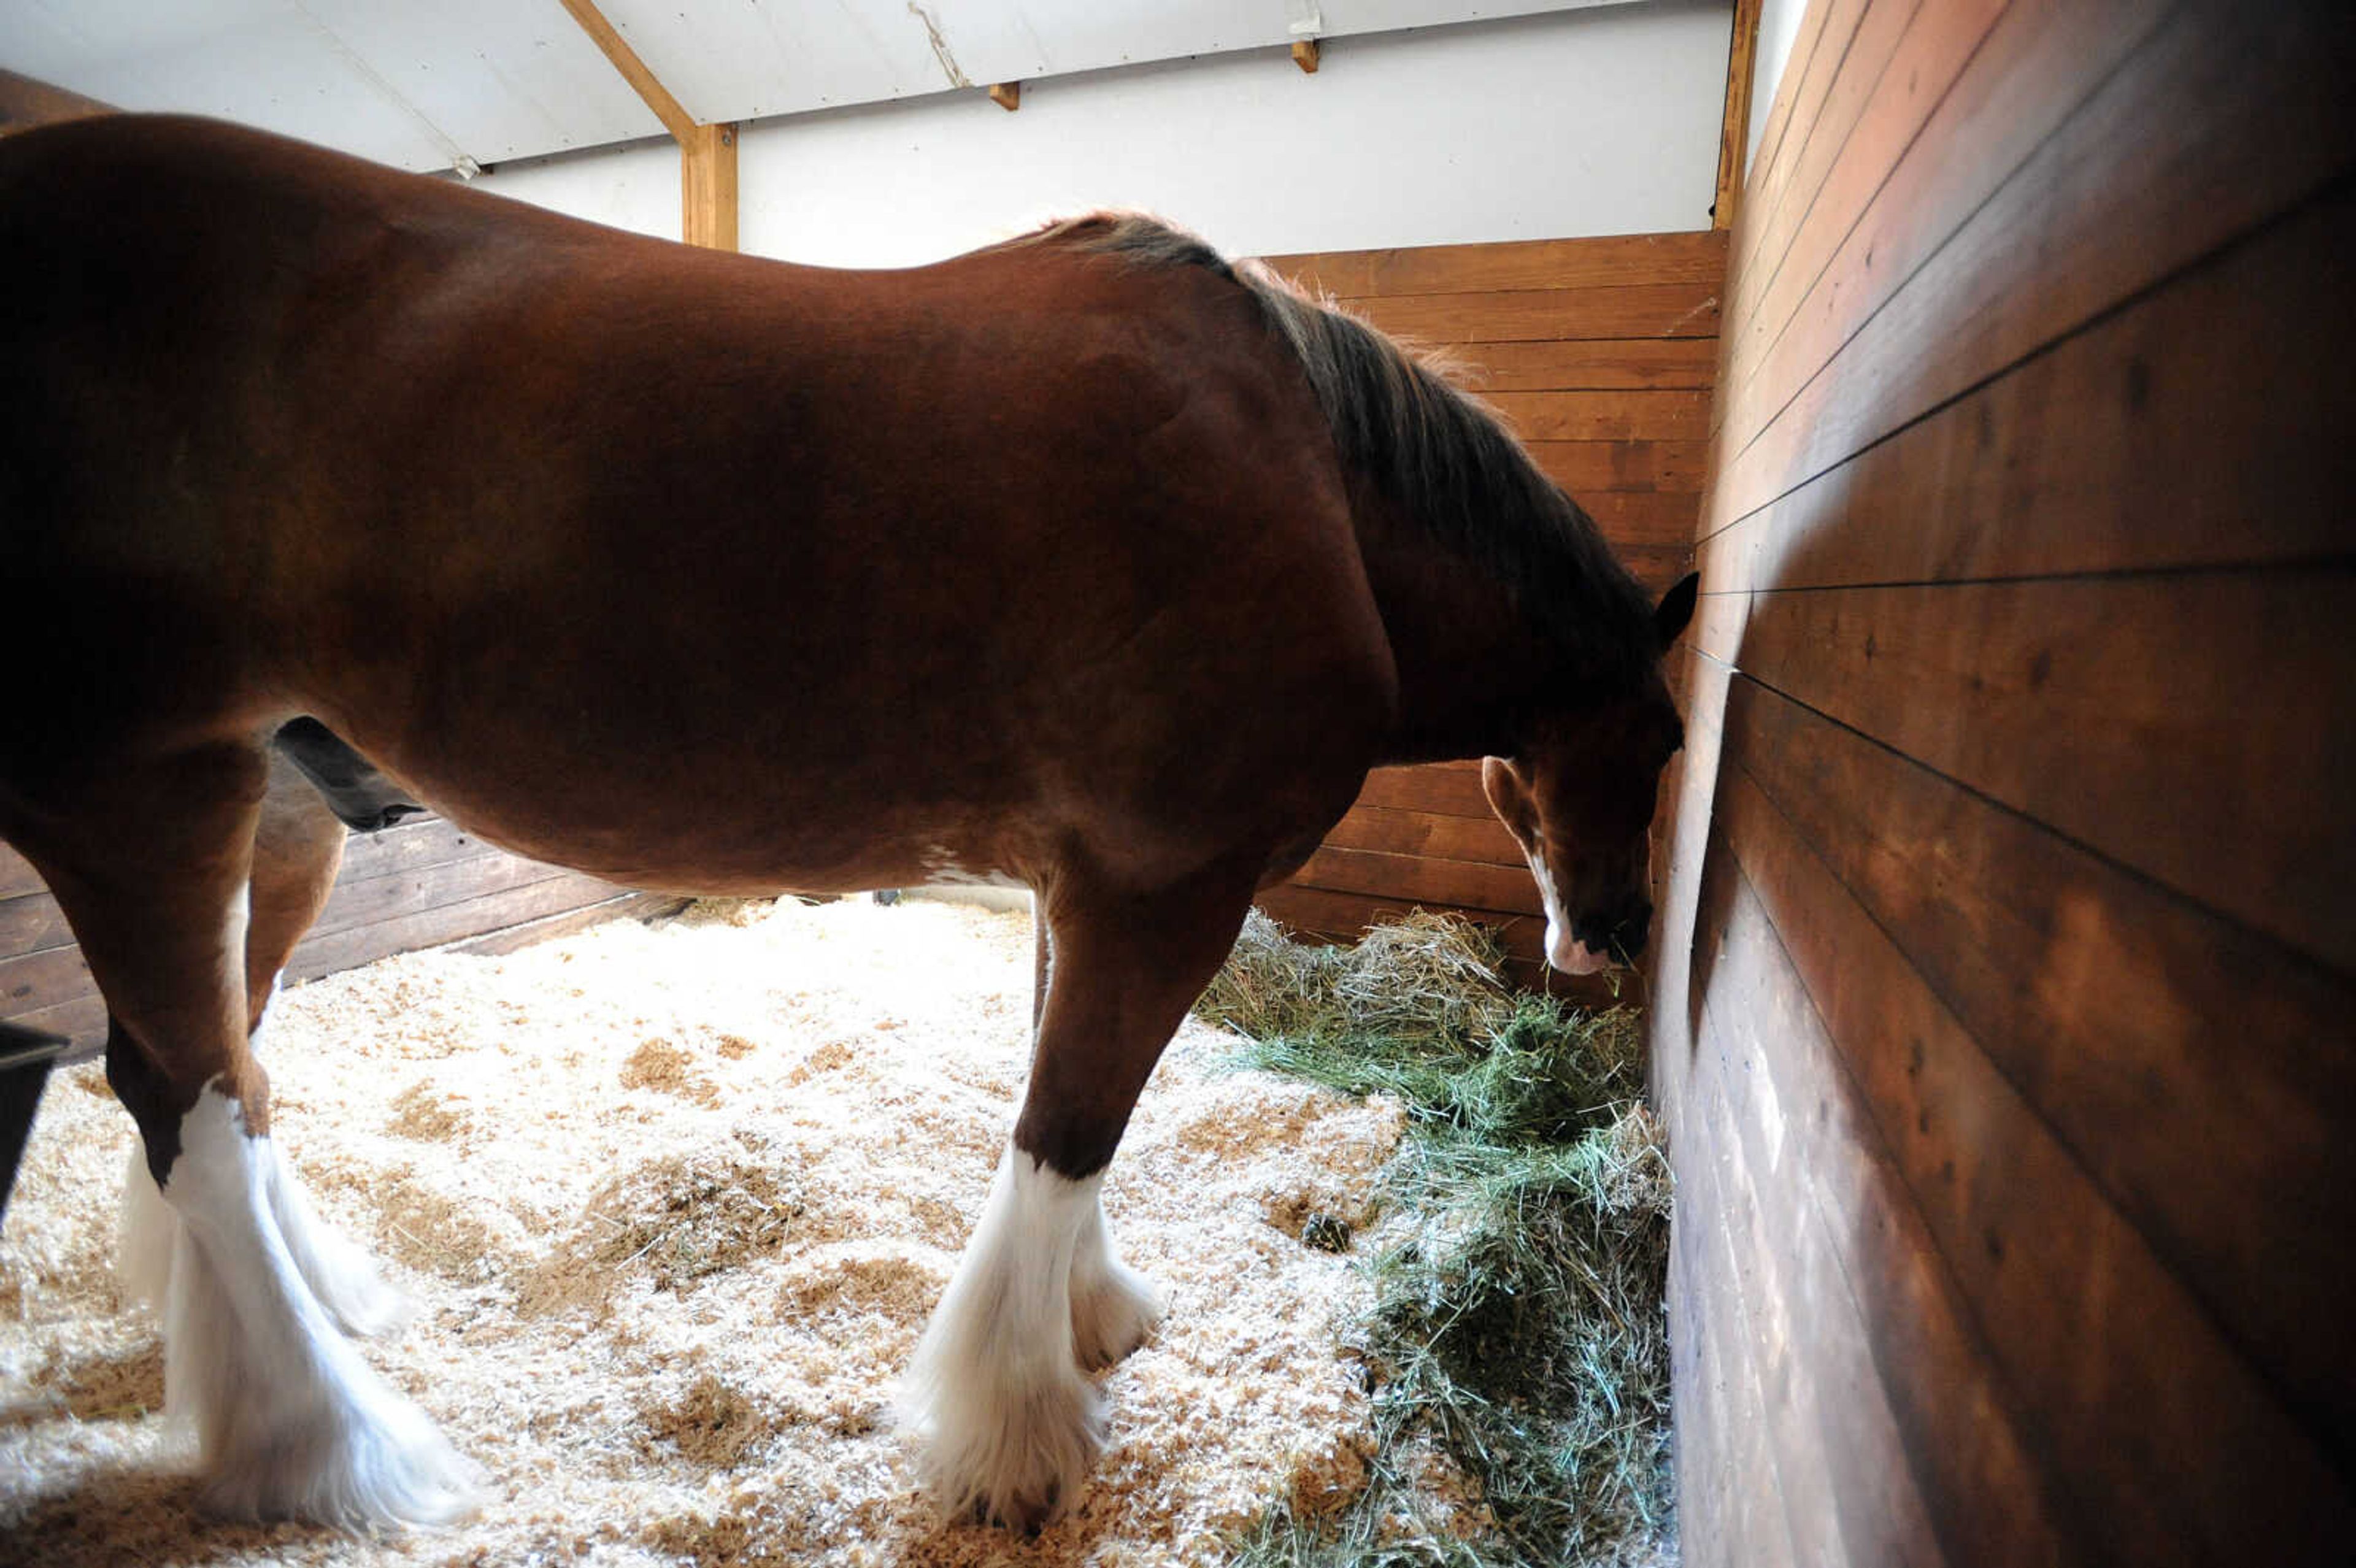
(898, 859), (1260, 1531)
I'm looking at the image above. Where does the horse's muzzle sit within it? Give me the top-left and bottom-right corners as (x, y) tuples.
(1558, 902), (1650, 973)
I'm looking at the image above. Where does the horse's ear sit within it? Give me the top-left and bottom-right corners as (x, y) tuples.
(1654, 572), (1699, 650)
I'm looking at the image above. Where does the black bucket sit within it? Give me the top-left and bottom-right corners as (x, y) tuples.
(0, 1021), (71, 1223)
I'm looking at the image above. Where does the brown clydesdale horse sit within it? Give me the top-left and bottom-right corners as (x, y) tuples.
(0, 115), (1695, 1533)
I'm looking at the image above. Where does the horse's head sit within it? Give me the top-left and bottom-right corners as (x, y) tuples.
(1482, 574), (1698, 975)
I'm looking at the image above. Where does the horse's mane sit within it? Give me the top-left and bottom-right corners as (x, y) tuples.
(1001, 212), (1661, 691)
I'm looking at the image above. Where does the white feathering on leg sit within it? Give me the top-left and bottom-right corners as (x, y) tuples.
(118, 1143), (178, 1315)
(1068, 1186), (1161, 1372)
(258, 1137), (410, 1339)
(898, 1143), (1109, 1528)
(243, 974), (409, 1337)
(160, 1083), (478, 1530)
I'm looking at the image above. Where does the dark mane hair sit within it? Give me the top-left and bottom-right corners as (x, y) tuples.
(1006, 212), (1662, 692)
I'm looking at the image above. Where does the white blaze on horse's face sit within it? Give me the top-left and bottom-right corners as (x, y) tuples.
(1485, 756), (1611, 974)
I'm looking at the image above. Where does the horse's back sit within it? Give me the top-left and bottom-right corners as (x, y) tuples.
(0, 115), (1393, 894)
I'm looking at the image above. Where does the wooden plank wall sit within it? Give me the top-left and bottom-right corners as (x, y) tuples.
(1255, 230), (1726, 985)
(1, 825), (658, 1055)
(1654, 2), (2356, 1564)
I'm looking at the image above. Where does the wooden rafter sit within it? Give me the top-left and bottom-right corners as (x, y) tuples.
(555, 0), (695, 142)
(555, 0), (738, 251)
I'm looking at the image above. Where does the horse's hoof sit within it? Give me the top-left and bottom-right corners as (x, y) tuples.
(967, 1480), (1060, 1535)
(900, 1355), (1102, 1532)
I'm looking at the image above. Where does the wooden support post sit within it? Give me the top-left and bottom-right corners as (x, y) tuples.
(1713, 0), (1765, 231)
(1292, 40), (1321, 74)
(988, 82), (1021, 112)
(680, 122), (738, 252)
(558, 0), (739, 251)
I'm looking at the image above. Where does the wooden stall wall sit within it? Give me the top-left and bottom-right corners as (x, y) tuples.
(1652, 2), (2355, 1564)
(1256, 230), (1725, 983)
(1, 827), (659, 1054)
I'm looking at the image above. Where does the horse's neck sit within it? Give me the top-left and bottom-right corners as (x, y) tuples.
(1351, 501), (1558, 767)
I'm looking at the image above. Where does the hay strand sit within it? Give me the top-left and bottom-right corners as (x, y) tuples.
(1201, 910), (1676, 1568)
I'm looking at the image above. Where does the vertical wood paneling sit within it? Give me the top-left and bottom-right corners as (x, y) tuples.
(1660, 1), (2356, 1562)
(1254, 230), (1725, 986)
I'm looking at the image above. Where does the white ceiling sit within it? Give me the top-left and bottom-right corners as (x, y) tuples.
(0, 0), (1647, 174)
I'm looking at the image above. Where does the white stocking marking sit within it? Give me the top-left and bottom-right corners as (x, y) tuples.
(153, 1083), (478, 1529)
(898, 1144), (1118, 1526)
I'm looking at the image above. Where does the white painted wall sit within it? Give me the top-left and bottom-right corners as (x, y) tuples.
(469, 1), (1733, 265)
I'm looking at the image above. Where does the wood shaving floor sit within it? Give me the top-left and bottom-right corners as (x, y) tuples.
(0, 896), (1406, 1567)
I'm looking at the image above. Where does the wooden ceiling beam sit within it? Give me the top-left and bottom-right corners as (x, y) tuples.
(555, 0), (738, 250)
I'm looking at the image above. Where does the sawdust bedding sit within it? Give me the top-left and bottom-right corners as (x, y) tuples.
(0, 896), (1412, 1567)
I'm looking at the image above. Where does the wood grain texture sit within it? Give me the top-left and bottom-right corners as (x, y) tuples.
(1343, 282), (1721, 346)
(0, 844), (45, 902)
(1714, 0), (1765, 229)
(1720, 0), (1931, 385)
(1738, 571), (2355, 971)
(1687, 826), (2084, 1568)
(1319, 804), (1525, 868)
(1735, 0), (1851, 238)
(1701, 178), (2356, 588)
(1261, 229), (1727, 298)
(1714, 2), (2356, 532)
(1, 816), (641, 1048)
(680, 121), (738, 252)
(1456, 337), (1720, 393)
(1725, 712), (2354, 1548)
(1660, 1), (2356, 1561)
(1724, 677), (2356, 1471)
(1527, 439), (1709, 495)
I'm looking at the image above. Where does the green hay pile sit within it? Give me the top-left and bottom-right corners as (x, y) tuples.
(1198, 910), (1675, 1567)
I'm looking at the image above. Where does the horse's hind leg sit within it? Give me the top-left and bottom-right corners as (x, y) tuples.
(20, 741), (474, 1529)
(900, 856), (1260, 1530)
(120, 749), (406, 1340)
